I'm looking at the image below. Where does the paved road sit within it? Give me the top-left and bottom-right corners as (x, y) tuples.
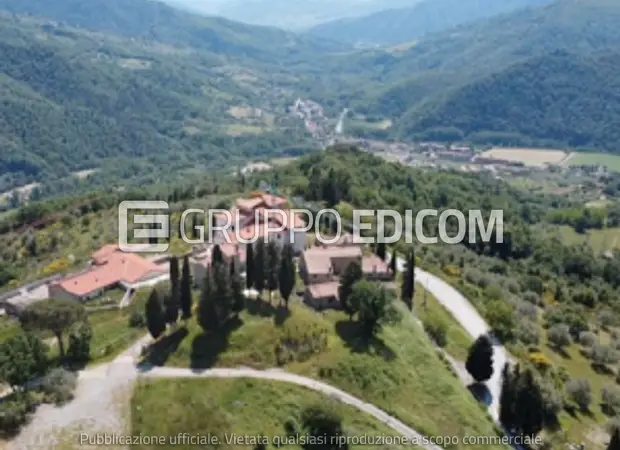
(140, 366), (442, 450)
(392, 253), (506, 422)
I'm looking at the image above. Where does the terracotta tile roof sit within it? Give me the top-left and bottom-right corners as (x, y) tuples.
(320, 233), (362, 247)
(54, 249), (166, 297)
(236, 197), (264, 211)
(235, 194), (288, 212)
(302, 251), (332, 275)
(261, 193), (287, 208)
(307, 282), (340, 299)
(302, 246), (362, 276)
(91, 244), (119, 264)
(362, 254), (390, 275)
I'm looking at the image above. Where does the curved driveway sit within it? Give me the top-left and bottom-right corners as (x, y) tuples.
(404, 258), (506, 422)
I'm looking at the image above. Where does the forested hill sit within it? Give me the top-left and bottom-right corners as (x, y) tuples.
(308, 0), (551, 46)
(397, 51), (620, 150)
(0, 12), (312, 195)
(348, 0), (620, 141)
(0, 0), (343, 60)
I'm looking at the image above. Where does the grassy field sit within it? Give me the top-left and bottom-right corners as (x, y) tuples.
(480, 148), (569, 166)
(539, 332), (616, 449)
(132, 378), (417, 450)
(554, 225), (620, 254)
(564, 152), (620, 172)
(140, 290), (505, 450)
(414, 287), (473, 361)
(85, 289), (150, 364)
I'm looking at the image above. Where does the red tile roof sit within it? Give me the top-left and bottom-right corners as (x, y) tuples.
(302, 246), (362, 276)
(307, 281), (340, 299)
(362, 254), (390, 275)
(54, 249), (166, 297)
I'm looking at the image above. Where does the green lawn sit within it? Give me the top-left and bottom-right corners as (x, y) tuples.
(140, 294), (505, 450)
(413, 284), (473, 361)
(565, 152), (620, 172)
(86, 288), (150, 364)
(132, 378), (416, 450)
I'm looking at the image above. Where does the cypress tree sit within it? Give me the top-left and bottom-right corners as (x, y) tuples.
(213, 262), (233, 325)
(180, 255), (192, 319)
(254, 239), (266, 296)
(231, 264), (245, 315)
(165, 257), (180, 324)
(608, 428), (620, 450)
(389, 250), (397, 278)
(499, 363), (515, 428)
(376, 242), (386, 261)
(198, 267), (219, 332)
(465, 334), (494, 383)
(401, 250), (415, 310)
(266, 241), (279, 302)
(246, 243), (254, 290)
(279, 243), (296, 309)
(145, 288), (166, 339)
(212, 244), (224, 266)
(517, 368), (545, 437)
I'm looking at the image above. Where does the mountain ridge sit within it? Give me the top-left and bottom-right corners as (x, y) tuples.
(308, 0), (553, 45)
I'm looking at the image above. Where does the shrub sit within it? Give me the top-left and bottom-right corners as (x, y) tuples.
(442, 265), (460, 277)
(67, 322), (93, 364)
(572, 288), (597, 308)
(463, 268), (482, 285)
(484, 283), (505, 301)
(517, 320), (541, 346)
(565, 379), (592, 411)
(423, 317), (448, 348)
(579, 332), (597, 348)
(515, 301), (537, 320)
(540, 379), (563, 421)
(485, 301), (516, 341)
(503, 279), (521, 294)
(528, 352), (552, 371)
(598, 310), (616, 329)
(590, 344), (619, 367)
(0, 398), (29, 436)
(523, 291), (542, 306)
(129, 311), (146, 328)
(601, 385), (620, 414)
(39, 368), (77, 405)
(547, 324), (572, 350)
(522, 276), (543, 295)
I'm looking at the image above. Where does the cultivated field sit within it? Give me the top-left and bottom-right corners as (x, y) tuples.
(480, 148), (569, 166)
(563, 152), (620, 172)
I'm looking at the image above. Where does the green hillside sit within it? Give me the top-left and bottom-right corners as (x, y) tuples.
(397, 51), (620, 149)
(0, 0), (343, 59)
(308, 0), (551, 46)
(0, 10), (320, 195)
(343, 0), (620, 124)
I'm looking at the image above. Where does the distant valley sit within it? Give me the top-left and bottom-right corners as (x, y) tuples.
(2, 0), (620, 197)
